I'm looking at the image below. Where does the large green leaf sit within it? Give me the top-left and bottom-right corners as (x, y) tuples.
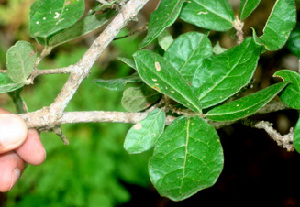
(164, 32), (212, 83)
(149, 116), (224, 201)
(0, 73), (24, 93)
(6, 41), (38, 83)
(192, 38), (260, 109)
(239, 0), (260, 20)
(139, 0), (185, 48)
(180, 0), (235, 31)
(94, 73), (141, 91)
(294, 116), (300, 153)
(206, 82), (288, 122)
(274, 70), (300, 109)
(121, 84), (161, 112)
(133, 50), (202, 113)
(124, 109), (166, 154)
(47, 11), (116, 47)
(253, 0), (296, 50)
(29, 0), (84, 38)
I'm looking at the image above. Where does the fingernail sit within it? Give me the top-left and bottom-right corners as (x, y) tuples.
(9, 169), (21, 191)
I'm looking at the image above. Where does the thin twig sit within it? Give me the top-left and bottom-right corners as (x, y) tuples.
(243, 120), (294, 151)
(48, 0), (149, 121)
(233, 16), (244, 44)
(28, 67), (74, 83)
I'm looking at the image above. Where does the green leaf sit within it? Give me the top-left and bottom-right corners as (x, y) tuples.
(29, 0), (85, 38)
(117, 57), (137, 70)
(286, 23), (300, 58)
(149, 116), (224, 201)
(158, 29), (173, 51)
(124, 109), (166, 154)
(206, 82), (288, 122)
(48, 11), (116, 47)
(239, 0), (260, 20)
(274, 70), (300, 109)
(139, 0), (185, 48)
(121, 84), (161, 112)
(294, 116), (300, 153)
(94, 73), (141, 91)
(192, 38), (260, 109)
(6, 41), (38, 83)
(253, 0), (296, 51)
(0, 73), (24, 93)
(164, 32), (212, 82)
(180, 0), (235, 31)
(133, 50), (202, 113)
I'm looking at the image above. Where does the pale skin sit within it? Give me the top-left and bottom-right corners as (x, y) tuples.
(0, 108), (46, 192)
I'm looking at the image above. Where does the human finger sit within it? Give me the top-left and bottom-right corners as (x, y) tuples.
(0, 152), (26, 192)
(16, 129), (46, 165)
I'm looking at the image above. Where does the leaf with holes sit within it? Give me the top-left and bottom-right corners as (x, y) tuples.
(253, 0), (296, 51)
(274, 70), (300, 109)
(180, 0), (235, 31)
(124, 109), (166, 154)
(149, 116), (224, 201)
(133, 50), (202, 113)
(121, 84), (161, 112)
(0, 73), (24, 93)
(29, 0), (84, 38)
(164, 32), (212, 83)
(6, 41), (38, 83)
(239, 0), (260, 20)
(140, 0), (185, 48)
(206, 82), (288, 122)
(192, 38), (260, 109)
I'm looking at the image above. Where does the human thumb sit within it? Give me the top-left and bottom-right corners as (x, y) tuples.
(0, 114), (28, 154)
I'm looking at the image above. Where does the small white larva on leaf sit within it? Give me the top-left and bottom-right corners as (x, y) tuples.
(155, 61), (161, 71)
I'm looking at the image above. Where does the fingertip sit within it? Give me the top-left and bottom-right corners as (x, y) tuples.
(17, 129), (46, 165)
(0, 114), (28, 153)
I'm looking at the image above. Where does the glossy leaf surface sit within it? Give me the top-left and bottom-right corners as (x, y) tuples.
(140, 0), (185, 48)
(149, 116), (224, 201)
(274, 70), (300, 109)
(180, 0), (235, 31)
(239, 0), (260, 20)
(192, 38), (260, 109)
(253, 0), (296, 50)
(124, 109), (166, 154)
(164, 32), (212, 82)
(134, 50), (202, 112)
(206, 82), (288, 122)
